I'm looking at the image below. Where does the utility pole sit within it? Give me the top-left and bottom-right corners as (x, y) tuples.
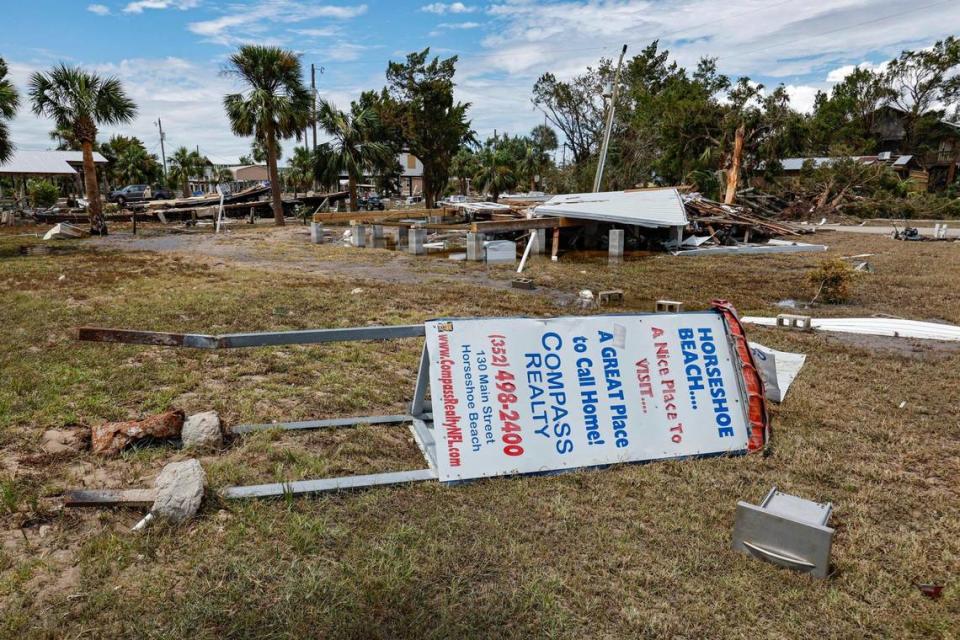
(155, 118), (167, 179)
(311, 63), (318, 152)
(592, 44), (628, 193)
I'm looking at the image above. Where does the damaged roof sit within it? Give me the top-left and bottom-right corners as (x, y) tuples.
(0, 149), (109, 176)
(534, 188), (688, 228)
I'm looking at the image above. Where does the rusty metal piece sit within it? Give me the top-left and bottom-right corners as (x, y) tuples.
(78, 327), (198, 347)
(91, 409), (185, 456)
(63, 489), (157, 507)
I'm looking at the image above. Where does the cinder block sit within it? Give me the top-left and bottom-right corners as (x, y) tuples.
(598, 289), (624, 306)
(655, 299), (684, 313)
(776, 314), (812, 330)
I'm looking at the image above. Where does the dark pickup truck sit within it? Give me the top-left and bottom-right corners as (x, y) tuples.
(107, 184), (175, 206)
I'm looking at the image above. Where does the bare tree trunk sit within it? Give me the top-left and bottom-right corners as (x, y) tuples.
(423, 168), (434, 209)
(81, 141), (106, 235)
(724, 123), (745, 205)
(266, 127), (284, 226)
(348, 176), (358, 212)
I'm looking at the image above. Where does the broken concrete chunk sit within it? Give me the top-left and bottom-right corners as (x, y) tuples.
(181, 411), (222, 451)
(91, 409), (184, 456)
(152, 459), (206, 523)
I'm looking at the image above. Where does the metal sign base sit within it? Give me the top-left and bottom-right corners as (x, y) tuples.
(79, 324), (441, 498)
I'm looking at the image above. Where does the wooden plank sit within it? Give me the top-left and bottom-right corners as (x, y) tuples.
(469, 217), (581, 233)
(64, 489), (156, 507)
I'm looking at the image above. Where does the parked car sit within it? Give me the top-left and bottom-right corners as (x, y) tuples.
(107, 184), (174, 206)
(358, 194), (385, 211)
(405, 195), (424, 206)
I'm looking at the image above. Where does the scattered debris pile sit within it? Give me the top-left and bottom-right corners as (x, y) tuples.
(682, 192), (811, 240)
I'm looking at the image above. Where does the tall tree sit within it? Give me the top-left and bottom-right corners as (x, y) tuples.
(314, 99), (391, 211)
(808, 67), (893, 154)
(532, 60), (612, 165)
(386, 49), (474, 208)
(223, 45), (311, 225)
(0, 58), (20, 163)
(29, 64), (136, 233)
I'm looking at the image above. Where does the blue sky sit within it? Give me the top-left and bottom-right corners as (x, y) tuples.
(3, 0), (959, 164)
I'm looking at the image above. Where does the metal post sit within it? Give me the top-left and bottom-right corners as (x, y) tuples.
(592, 44), (628, 193)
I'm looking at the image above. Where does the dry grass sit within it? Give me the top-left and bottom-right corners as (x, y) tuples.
(0, 224), (958, 638)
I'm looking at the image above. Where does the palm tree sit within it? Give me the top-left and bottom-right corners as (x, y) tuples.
(287, 145), (314, 197)
(114, 144), (151, 185)
(169, 146), (203, 198)
(213, 165), (235, 185)
(0, 58), (20, 164)
(315, 99), (391, 211)
(29, 64), (136, 234)
(473, 147), (517, 202)
(223, 45), (311, 226)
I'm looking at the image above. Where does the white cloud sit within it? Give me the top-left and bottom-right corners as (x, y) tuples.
(87, 4), (111, 16)
(124, 0), (199, 14)
(437, 21), (481, 29)
(291, 26), (342, 38)
(825, 61), (888, 82)
(188, 1), (368, 46)
(783, 84), (821, 113)
(421, 2), (475, 14)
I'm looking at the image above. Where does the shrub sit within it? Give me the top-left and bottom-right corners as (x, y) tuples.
(808, 258), (857, 303)
(28, 179), (60, 207)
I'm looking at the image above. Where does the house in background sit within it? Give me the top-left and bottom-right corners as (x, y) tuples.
(398, 151), (423, 197)
(778, 153), (928, 189)
(0, 149), (109, 199)
(335, 151), (424, 197)
(871, 105), (960, 190)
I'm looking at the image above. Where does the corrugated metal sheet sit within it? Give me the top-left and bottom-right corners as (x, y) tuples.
(742, 316), (960, 341)
(0, 149), (108, 176)
(534, 188), (687, 228)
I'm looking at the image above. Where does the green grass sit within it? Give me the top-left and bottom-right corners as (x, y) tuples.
(0, 225), (958, 638)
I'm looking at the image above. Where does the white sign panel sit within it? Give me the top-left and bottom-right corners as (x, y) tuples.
(425, 313), (750, 482)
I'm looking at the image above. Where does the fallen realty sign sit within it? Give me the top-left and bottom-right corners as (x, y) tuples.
(426, 306), (768, 483)
(78, 302), (769, 497)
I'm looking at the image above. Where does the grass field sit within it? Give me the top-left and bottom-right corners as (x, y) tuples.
(1, 223), (958, 638)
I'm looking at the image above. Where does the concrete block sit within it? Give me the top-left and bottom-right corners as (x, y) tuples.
(310, 222), (324, 244)
(609, 229), (625, 257)
(598, 289), (624, 306)
(776, 314), (812, 330)
(531, 228), (547, 254)
(466, 232), (485, 261)
(409, 228), (426, 255)
(655, 300), (684, 313)
(351, 224), (366, 248)
(396, 226), (409, 249)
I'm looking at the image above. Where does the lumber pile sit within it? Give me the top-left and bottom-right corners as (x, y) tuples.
(682, 192), (810, 237)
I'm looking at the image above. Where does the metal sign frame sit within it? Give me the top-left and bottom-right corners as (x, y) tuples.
(79, 324), (440, 498)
